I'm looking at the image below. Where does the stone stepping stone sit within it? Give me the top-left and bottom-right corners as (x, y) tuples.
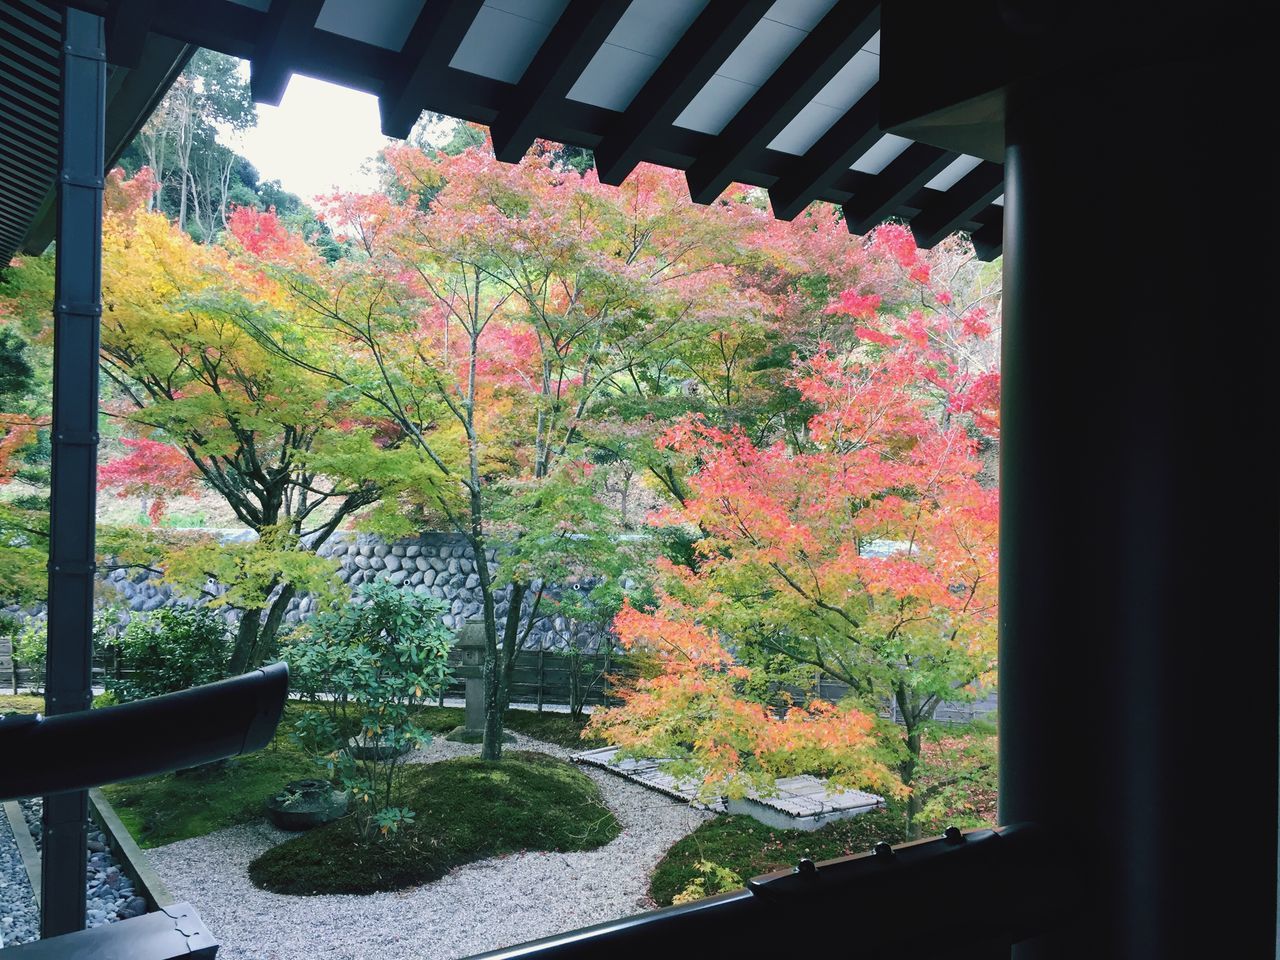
(572, 747), (883, 829)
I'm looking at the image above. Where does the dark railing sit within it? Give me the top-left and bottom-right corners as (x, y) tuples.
(466, 823), (1057, 960)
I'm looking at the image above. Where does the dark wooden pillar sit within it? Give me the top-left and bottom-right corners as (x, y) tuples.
(998, 38), (1276, 959)
(41, 5), (105, 938)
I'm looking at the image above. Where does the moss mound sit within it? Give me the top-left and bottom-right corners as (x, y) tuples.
(248, 751), (619, 895)
(649, 809), (908, 906)
(103, 703), (342, 847)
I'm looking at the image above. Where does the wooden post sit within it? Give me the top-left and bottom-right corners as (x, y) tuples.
(536, 649), (544, 713)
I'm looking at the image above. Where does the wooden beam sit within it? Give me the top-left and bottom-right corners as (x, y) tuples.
(104, 0), (159, 68)
(768, 83), (882, 221)
(907, 160), (1004, 248)
(841, 141), (952, 234)
(489, 0), (629, 164)
(970, 215), (1002, 261)
(378, 0), (484, 140)
(594, 0), (772, 186)
(685, 0), (880, 205)
(248, 0), (325, 106)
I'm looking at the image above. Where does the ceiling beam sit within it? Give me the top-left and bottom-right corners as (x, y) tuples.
(104, 0), (158, 67)
(768, 83), (882, 221)
(970, 215), (1003, 261)
(378, 0), (484, 140)
(489, 0), (629, 164)
(685, 0), (880, 205)
(248, 0), (325, 106)
(842, 141), (952, 234)
(594, 0), (772, 186)
(907, 160), (1004, 248)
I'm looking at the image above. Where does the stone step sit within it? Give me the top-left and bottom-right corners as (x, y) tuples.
(572, 746), (883, 830)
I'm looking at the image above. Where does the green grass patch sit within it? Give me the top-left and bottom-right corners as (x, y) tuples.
(102, 709), (320, 848)
(101, 701), (604, 850)
(402, 703), (604, 749)
(0, 693), (43, 715)
(649, 809), (909, 907)
(248, 750), (619, 895)
(501, 709), (605, 749)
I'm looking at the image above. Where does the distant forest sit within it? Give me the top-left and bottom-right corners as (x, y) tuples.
(114, 49), (344, 258)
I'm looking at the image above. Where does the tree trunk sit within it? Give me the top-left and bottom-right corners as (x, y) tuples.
(227, 607), (261, 676)
(895, 683), (924, 839)
(498, 581), (526, 715)
(254, 583), (296, 666)
(900, 726), (922, 839)
(475, 535), (505, 762)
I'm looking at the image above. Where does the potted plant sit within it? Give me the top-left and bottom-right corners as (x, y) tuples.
(265, 778), (349, 831)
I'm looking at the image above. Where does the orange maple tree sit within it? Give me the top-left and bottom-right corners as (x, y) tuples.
(589, 226), (1000, 831)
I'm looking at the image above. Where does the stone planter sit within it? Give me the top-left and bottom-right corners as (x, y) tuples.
(265, 779), (349, 831)
(345, 733), (413, 762)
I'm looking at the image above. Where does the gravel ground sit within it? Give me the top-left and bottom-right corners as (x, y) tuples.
(0, 814), (38, 947)
(147, 732), (710, 960)
(1, 801), (146, 949)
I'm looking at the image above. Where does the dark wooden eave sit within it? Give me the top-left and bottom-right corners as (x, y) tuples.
(5, 1), (1009, 264)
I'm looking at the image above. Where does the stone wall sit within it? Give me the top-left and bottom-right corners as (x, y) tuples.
(307, 532), (608, 651)
(4, 530), (611, 654)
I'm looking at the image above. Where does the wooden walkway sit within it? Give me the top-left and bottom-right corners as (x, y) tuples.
(572, 746), (883, 831)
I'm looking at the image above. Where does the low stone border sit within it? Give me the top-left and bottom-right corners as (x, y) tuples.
(3, 799), (40, 898)
(88, 788), (173, 911)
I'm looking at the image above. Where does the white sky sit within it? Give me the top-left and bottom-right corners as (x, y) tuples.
(236, 73), (396, 204)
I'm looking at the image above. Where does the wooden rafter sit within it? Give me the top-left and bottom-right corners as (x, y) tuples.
(907, 159), (1004, 248)
(684, 0), (880, 205)
(379, 0), (484, 140)
(769, 83), (883, 221)
(842, 142), (953, 234)
(594, 0), (772, 186)
(489, 0), (629, 164)
(248, 0), (325, 107)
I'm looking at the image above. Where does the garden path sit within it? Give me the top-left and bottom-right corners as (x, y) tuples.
(145, 731), (709, 960)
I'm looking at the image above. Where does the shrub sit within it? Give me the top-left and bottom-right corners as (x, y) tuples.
(11, 618), (47, 693)
(283, 579), (454, 838)
(649, 809), (908, 906)
(101, 605), (229, 702)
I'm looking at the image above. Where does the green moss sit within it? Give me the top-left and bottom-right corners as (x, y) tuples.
(0, 693), (43, 715)
(102, 703), (325, 848)
(648, 810), (909, 907)
(501, 710), (605, 749)
(408, 704), (604, 749)
(96, 700), (603, 850)
(248, 751), (619, 895)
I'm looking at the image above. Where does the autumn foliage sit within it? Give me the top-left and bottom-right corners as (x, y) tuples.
(98, 437), (200, 523)
(588, 224), (1000, 821)
(1, 139), (1000, 816)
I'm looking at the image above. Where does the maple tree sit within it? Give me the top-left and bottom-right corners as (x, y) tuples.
(99, 437), (201, 524)
(232, 142), (779, 759)
(589, 226), (1001, 833)
(0, 169), (388, 672)
(0, 268), (53, 605)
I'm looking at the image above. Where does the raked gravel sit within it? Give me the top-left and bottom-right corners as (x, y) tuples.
(146, 732), (710, 960)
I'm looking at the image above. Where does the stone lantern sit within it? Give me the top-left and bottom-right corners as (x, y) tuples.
(445, 616), (513, 743)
